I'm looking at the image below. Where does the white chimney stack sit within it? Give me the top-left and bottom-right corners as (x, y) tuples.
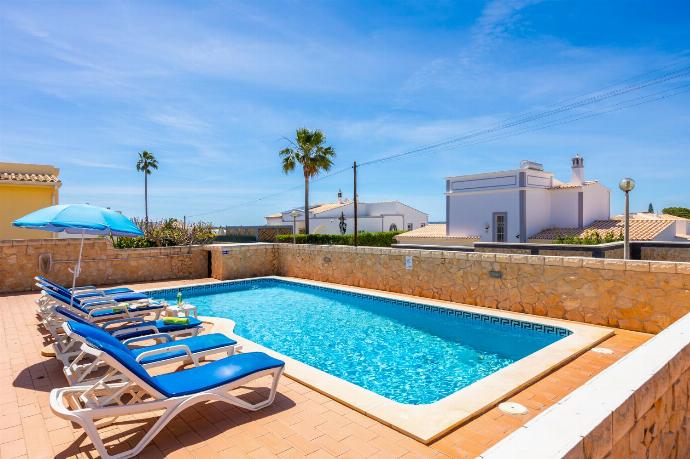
(337, 189), (343, 204)
(571, 154), (584, 185)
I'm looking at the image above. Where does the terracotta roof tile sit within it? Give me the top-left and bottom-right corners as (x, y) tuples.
(310, 202), (349, 214)
(0, 171), (60, 184)
(396, 224), (479, 239)
(549, 180), (597, 190)
(530, 219), (675, 241)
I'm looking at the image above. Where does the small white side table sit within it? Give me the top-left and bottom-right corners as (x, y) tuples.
(164, 303), (198, 319)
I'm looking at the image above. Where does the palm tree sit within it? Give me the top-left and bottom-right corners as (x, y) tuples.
(136, 150), (158, 225)
(279, 128), (336, 234)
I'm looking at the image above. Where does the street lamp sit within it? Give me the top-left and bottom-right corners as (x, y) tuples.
(618, 177), (636, 260)
(290, 210), (300, 244)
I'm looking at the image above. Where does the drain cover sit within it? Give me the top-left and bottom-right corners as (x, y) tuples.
(591, 347), (614, 355)
(499, 402), (528, 415)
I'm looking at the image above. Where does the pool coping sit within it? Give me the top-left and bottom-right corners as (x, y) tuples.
(148, 275), (614, 444)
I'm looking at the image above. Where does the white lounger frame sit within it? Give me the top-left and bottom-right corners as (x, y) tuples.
(49, 316), (203, 366)
(63, 329), (239, 385)
(50, 344), (283, 459)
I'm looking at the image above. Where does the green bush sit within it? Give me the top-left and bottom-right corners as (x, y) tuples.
(113, 218), (215, 248)
(662, 207), (690, 219)
(275, 231), (402, 247)
(555, 230), (624, 245)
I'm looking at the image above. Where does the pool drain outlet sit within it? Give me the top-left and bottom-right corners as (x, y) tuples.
(499, 402), (528, 415)
(591, 347), (614, 355)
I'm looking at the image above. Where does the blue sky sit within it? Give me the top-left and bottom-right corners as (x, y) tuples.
(1, 0), (689, 224)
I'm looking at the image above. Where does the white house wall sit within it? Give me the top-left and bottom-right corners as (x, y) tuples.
(582, 183), (610, 225)
(448, 190), (520, 242)
(525, 188), (552, 240)
(282, 201), (428, 234)
(310, 216), (403, 234)
(550, 190), (580, 228)
(652, 223), (681, 241)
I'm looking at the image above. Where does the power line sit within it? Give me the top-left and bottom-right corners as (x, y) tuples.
(186, 61), (690, 219)
(358, 65), (690, 167)
(406, 83), (690, 159)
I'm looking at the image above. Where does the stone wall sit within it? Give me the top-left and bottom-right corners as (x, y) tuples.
(481, 312), (690, 459)
(477, 241), (625, 258)
(0, 238), (209, 293)
(641, 246), (690, 263)
(216, 225), (292, 242)
(208, 243), (277, 280)
(5, 240), (690, 335)
(275, 244), (690, 334)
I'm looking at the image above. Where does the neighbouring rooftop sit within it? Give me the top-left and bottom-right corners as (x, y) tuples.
(530, 218), (677, 241)
(396, 223), (479, 239)
(0, 162), (61, 185)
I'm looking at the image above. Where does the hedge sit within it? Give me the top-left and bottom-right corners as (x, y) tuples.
(275, 231), (402, 247)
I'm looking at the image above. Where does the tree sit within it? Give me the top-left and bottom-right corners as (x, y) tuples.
(662, 207), (690, 219)
(279, 128), (336, 234)
(136, 150), (158, 225)
(648, 203), (654, 213)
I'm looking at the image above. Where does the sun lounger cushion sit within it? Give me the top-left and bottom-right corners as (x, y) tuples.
(79, 304), (163, 317)
(103, 287), (135, 294)
(113, 318), (203, 340)
(79, 292), (149, 303)
(152, 352), (285, 397)
(37, 276), (135, 295)
(54, 306), (201, 340)
(130, 333), (237, 365)
(66, 320), (283, 398)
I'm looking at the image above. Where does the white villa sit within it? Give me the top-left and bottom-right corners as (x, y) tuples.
(265, 190), (428, 234)
(396, 155), (688, 246)
(445, 155), (610, 243)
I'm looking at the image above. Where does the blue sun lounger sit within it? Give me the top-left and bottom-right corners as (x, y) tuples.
(40, 289), (164, 323)
(36, 275), (148, 304)
(36, 275), (136, 295)
(49, 306), (205, 364)
(62, 320), (239, 385)
(50, 321), (284, 459)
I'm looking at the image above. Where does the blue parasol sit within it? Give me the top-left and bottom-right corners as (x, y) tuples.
(13, 204), (144, 305)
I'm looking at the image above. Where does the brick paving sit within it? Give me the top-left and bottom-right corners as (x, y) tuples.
(0, 279), (650, 458)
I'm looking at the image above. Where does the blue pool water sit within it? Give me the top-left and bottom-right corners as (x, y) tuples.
(152, 279), (570, 405)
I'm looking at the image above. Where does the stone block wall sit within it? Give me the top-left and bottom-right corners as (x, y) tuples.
(642, 246), (690, 263)
(208, 243), (277, 280)
(276, 245), (690, 334)
(0, 238), (209, 293)
(610, 349), (689, 458)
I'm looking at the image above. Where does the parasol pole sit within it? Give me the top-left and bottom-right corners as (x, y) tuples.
(69, 229), (85, 308)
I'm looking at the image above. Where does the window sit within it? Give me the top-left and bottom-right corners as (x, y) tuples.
(407, 223), (413, 231)
(389, 223), (398, 231)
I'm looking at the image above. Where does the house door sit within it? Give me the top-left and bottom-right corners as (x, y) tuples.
(493, 213), (507, 242)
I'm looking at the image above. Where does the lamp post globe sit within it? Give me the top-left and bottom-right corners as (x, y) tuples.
(618, 178), (636, 192)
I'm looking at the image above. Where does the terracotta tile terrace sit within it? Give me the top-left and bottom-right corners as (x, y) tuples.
(0, 278), (650, 459)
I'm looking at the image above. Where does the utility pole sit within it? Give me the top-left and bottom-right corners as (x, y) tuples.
(353, 161), (358, 247)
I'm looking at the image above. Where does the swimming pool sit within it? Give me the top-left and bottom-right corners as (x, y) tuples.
(152, 278), (569, 404)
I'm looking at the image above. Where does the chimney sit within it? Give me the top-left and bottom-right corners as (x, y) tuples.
(337, 189), (343, 204)
(571, 154), (584, 185)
